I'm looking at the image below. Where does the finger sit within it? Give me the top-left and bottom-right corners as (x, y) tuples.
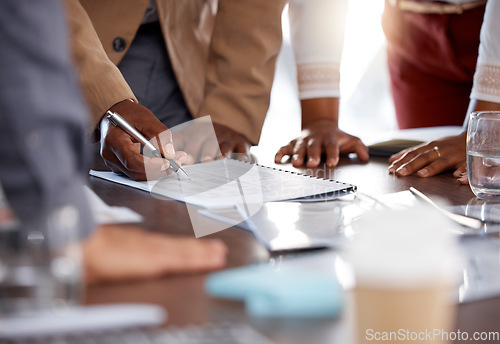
(457, 172), (469, 185)
(306, 138), (322, 168)
(388, 142), (426, 163)
(275, 142), (295, 164)
(157, 237), (228, 274)
(324, 141), (340, 167)
(453, 162), (467, 178)
(107, 136), (149, 179)
(389, 151), (406, 163)
(143, 151), (189, 178)
(162, 142), (176, 159)
(415, 157), (452, 178)
(219, 141), (233, 156)
(394, 148), (439, 177)
(184, 134), (210, 163)
(234, 141), (250, 155)
(231, 142), (251, 161)
(175, 151), (189, 165)
(291, 140), (308, 167)
(340, 137), (369, 162)
(388, 146), (428, 173)
(353, 140), (370, 162)
(199, 137), (220, 162)
(155, 129), (175, 159)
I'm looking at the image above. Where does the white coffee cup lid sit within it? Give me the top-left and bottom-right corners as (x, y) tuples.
(346, 204), (463, 288)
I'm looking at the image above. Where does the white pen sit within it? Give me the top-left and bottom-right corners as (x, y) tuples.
(106, 110), (190, 179)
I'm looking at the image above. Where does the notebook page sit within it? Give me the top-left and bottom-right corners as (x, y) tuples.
(90, 159), (355, 208)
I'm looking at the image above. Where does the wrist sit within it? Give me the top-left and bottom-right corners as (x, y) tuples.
(300, 98), (339, 129)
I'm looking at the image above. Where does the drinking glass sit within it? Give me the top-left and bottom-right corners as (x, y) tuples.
(467, 111), (500, 199)
(0, 205), (83, 316)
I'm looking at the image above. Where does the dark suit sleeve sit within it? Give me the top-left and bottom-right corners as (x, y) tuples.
(0, 0), (94, 238)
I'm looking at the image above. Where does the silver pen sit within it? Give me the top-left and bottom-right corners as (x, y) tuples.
(409, 187), (482, 229)
(106, 110), (190, 179)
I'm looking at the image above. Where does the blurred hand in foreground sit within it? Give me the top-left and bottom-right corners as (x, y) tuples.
(83, 225), (227, 284)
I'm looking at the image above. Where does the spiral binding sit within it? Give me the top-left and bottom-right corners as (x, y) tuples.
(231, 159), (357, 191)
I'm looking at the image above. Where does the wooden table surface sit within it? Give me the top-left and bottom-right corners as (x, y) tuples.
(87, 153), (500, 344)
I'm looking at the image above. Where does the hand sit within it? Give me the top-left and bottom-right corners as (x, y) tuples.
(388, 132), (466, 177)
(274, 119), (369, 168)
(82, 225), (228, 284)
(214, 123), (251, 159)
(100, 100), (187, 181)
(173, 120), (251, 164)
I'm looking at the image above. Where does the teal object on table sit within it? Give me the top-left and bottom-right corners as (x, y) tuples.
(205, 264), (344, 318)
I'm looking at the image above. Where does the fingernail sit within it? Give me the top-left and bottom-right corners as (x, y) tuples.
(160, 163), (170, 171)
(417, 168), (428, 177)
(292, 154), (300, 161)
(164, 143), (175, 156)
(178, 154), (187, 163)
(396, 166), (407, 176)
(326, 159), (337, 167)
(388, 165), (396, 173)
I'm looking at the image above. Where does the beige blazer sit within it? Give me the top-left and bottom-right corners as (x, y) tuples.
(67, 0), (286, 143)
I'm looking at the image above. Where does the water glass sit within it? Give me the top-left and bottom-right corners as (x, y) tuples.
(467, 111), (500, 199)
(0, 205), (83, 316)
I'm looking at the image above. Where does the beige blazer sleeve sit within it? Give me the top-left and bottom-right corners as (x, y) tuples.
(198, 0), (287, 144)
(65, 0), (137, 133)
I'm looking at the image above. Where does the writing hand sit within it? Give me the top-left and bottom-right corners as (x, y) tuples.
(100, 100), (186, 180)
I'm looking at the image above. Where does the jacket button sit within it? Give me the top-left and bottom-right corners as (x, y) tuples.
(112, 37), (126, 52)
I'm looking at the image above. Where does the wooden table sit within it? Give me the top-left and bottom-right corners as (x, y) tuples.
(87, 154), (500, 344)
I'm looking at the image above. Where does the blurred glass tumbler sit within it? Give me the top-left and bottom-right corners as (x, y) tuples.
(467, 111), (500, 199)
(0, 206), (83, 316)
(348, 206), (461, 344)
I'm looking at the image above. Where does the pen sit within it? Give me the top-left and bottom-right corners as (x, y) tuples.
(105, 110), (190, 179)
(409, 187), (482, 229)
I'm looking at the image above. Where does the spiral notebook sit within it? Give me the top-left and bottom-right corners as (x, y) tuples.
(90, 159), (355, 208)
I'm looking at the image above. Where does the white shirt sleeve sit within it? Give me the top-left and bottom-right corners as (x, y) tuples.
(289, 0), (348, 100)
(470, 0), (500, 103)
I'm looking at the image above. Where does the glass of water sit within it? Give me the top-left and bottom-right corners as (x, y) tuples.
(0, 205), (83, 316)
(467, 111), (500, 199)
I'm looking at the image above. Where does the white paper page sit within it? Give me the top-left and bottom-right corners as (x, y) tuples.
(90, 159), (355, 209)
